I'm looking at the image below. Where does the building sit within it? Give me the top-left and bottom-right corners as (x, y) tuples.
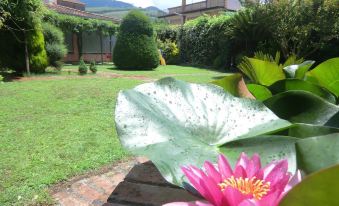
(159, 0), (242, 25)
(44, 0), (120, 63)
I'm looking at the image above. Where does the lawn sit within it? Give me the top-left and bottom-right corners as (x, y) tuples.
(0, 65), (226, 205)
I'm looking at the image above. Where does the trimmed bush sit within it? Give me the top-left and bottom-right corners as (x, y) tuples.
(78, 59), (88, 75)
(113, 10), (159, 70)
(42, 22), (67, 69)
(89, 60), (97, 74)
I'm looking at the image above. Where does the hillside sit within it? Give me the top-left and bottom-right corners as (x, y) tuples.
(85, 3), (166, 19)
(81, 0), (134, 8)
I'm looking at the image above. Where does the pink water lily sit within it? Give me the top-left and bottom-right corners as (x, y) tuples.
(164, 153), (301, 206)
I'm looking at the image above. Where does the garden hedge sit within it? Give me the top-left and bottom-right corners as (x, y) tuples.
(158, 0), (339, 70)
(113, 10), (159, 70)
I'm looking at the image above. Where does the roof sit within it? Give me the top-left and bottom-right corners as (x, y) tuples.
(59, 0), (86, 5)
(46, 3), (120, 23)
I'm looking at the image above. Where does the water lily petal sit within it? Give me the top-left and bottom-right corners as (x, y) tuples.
(218, 154), (233, 178)
(224, 187), (251, 206)
(163, 201), (213, 206)
(283, 170), (302, 194)
(204, 161), (222, 183)
(263, 160), (289, 187)
(250, 154), (262, 176)
(239, 199), (257, 206)
(182, 167), (207, 196)
(256, 190), (281, 206)
(234, 165), (247, 178)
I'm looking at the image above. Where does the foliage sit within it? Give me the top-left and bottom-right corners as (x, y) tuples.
(0, 0), (9, 29)
(236, 53), (339, 105)
(0, 0), (48, 73)
(170, 0), (338, 68)
(238, 57), (286, 86)
(89, 60), (97, 74)
(157, 39), (180, 65)
(42, 22), (67, 69)
(280, 165), (339, 206)
(0, 74), (3, 82)
(115, 77), (339, 192)
(78, 58), (88, 75)
(113, 10), (159, 70)
(307, 58), (339, 97)
(156, 25), (179, 42)
(43, 11), (118, 35)
(179, 14), (233, 68)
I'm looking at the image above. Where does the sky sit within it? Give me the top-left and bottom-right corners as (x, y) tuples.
(118, 0), (201, 10)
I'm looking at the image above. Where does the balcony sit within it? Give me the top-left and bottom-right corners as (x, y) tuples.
(168, 0), (226, 14)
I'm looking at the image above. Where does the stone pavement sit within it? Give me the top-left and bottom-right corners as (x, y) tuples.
(51, 157), (147, 206)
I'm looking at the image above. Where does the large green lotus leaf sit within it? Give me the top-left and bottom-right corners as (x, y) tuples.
(283, 60), (315, 79)
(240, 58), (286, 86)
(219, 136), (298, 171)
(264, 91), (339, 125)
(276, 123), (339, 138)
(211, 73), (255, 99)
(115, 78), (291, 185)
(269, 79), (336, 103)
(325, 111), (339, 128)
(247, 84), (272, 101)
(280, 164), (339, 206)
(307, 57), (339, 97)
(296, 133), (339, 173)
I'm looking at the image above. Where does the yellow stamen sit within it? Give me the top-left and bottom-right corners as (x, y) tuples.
(218, 176), (270, 200)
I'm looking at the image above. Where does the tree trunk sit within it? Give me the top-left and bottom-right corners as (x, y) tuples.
(24, 31), (30, 76)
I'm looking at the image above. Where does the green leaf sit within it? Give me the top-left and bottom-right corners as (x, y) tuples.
(211, 73), (255, 98)
(219, 136), (298, 170)
(246, 84), (272, 101)
(276, 123), (339, 138)
(115, 78), (291, 185)
(326, 111), (339, 128)
(283, 60), (315, 79)
(238, 58), (286, 86)
(280, 165), (339, 206)
(296, 133), (339, 174)
(307, 57), (339, 97)
(269, 79), (336, 103)
(264, 91), (339, 125)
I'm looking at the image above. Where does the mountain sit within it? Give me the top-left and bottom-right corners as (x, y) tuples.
(84, 1), (166, 19)
(81, 0), (135, 8)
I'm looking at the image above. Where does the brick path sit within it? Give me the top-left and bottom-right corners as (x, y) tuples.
(51, 157), (147, 206)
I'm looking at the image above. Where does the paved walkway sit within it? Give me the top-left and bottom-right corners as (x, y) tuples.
(51, 157), (147, 206)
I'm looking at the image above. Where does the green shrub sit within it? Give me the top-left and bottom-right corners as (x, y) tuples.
(89, 60), (97, 74)
(78, 59), (88, 75)
(179, 14), (233, 68)
(0, 0), (48, 73)
(156, 26), (179, 42)
(157, 39), (180, 65)
(0, 74), (3, 82)
(42, 22), (67, 69)
(174, 0), (338, 69)
(113, 10), (159, 70)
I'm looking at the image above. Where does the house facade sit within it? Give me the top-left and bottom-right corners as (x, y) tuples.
(44, 0), (120, 63)
(159, 0), (241, 24)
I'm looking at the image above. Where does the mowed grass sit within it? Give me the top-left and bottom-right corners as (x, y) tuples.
(0, 65), (226, 205)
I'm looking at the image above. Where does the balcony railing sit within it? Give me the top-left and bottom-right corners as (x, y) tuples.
(168, 0), (225, 14)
